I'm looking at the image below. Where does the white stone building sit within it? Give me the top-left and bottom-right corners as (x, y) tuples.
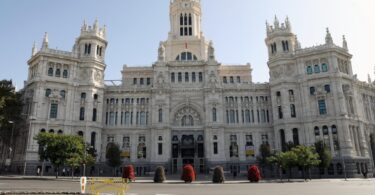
(18, 0), (375, 177)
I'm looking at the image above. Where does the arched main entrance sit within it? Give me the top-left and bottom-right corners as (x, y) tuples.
(171, 133), (205, 174)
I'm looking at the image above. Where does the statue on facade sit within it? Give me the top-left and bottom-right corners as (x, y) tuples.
(158, 42), (165, 61)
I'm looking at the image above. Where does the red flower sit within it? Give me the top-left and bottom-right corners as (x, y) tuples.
(247, 165), (261, 182)
(181, 164), (196, 183)
(122, 165), (135, 181)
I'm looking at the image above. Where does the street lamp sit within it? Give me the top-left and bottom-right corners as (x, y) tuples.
(7, 121), (15, 169)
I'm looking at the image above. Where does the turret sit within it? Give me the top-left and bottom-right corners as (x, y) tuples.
(75, 20), (108, 61)
(265, 16), (296, 58)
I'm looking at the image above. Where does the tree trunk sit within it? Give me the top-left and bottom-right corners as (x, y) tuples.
(279, 166), (283, 182)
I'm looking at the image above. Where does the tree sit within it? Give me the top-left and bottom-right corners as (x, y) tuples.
(257, 143), (272, 177)
(279, 151), (298, 181)
(267, 152), (284, 181)
(292, 145), (320, 180)
(314, 141), (332, 178)
(212, 166), (225, 183)
(34, 133), (85, 178)
(105, 143), (122, 176)
(0, 80), (23, 157)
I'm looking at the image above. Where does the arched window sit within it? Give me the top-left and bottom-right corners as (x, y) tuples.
(324, 85), (331, 93)
(314, 126), (320, 141)
(81, 93), (86, 99)
(40, 129), (46, 133)
(45, 89), (51, 97)
(63, 69), (68, 78)
(92, 108), (97, 122)
(175, 52), (197, 61)
(293, 128), (299, 145)
(48, 68), (53, 76)
(78, 131), (84, 137)
(57, 130), (63, 134)
(332, 125), (339, 151)
(49, 129), (54, 133)
(55, 69), (61, 77)
(280, 129), (286, 151)
(158, 109), (163, 123)
(314, 65), (320, 73)
(307, 66), (313, 75)
(79, 107), (85, 121)
(323, 126), (330, 146)
(322, 63), (328, 72)
(60, 90), (66, 99)
(310, 87), (315, 95)
(171, 72), (175, 82)
(93, 94), (98, 100)
(91, 132), (96, 148)
(212, 108), (217, 122)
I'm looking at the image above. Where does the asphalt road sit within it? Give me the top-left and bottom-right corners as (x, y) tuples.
(0, 179), (375, 195)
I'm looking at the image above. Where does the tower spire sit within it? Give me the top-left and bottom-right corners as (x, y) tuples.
(32, 41), (38, 56)
(325, 28), (333, 45)
(342, 35), (348, 50)
(274, 15), (280, 29)
(42, 32), (49, 49)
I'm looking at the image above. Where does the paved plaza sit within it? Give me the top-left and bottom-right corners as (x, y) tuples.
(0, 177), (374, 195)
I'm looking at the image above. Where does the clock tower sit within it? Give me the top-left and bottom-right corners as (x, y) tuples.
(160, 0), (211, 62)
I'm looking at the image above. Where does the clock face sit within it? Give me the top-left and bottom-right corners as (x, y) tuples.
(182, 3), (189, 8)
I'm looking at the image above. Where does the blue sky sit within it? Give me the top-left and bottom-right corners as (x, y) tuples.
(1, 0), (374, 89)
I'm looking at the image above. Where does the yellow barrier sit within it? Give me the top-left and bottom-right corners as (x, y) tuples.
(82, 177), (130, 195)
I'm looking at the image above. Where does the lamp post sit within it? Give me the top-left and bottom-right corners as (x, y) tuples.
(7, 121), (15, 170)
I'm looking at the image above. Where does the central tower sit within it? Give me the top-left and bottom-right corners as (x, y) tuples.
(161, 0), (210, 62)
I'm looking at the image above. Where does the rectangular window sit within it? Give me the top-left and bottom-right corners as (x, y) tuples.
(192, 72), (196, 82)
(318, 100), (327, 115)
(199, 72), (203, 82)
(213, 142), (218, 154)
(278, 106), (283, 119)
(178, 72), (182, 82)
(158, 143), (163, 155)
(237, 76), (241, 83)
(50, 103), (58, 118)
(133, 78), (137, 85)
(185, 72), (189, 82)
(223, 77), (227, 84)
(147, 78), (151, 85)
(230, 76), (234, 83)
(140, 78), (144, 85)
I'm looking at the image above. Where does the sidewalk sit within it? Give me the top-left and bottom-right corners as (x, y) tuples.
(0, 174), (374, 184)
